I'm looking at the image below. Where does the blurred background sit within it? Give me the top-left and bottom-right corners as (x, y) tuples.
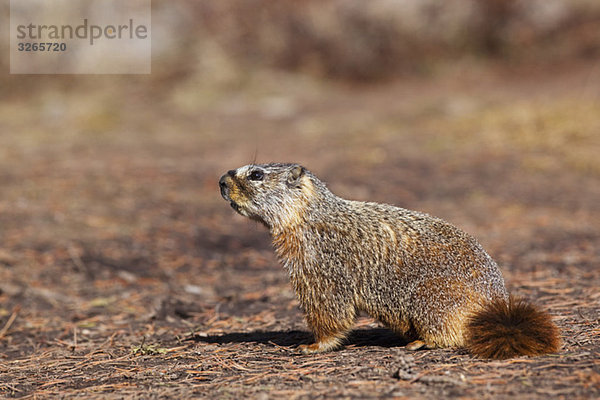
(1, 0), (599, 371)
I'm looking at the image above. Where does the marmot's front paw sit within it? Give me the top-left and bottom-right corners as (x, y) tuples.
(298, 337), (343, 354)
(405, 340), (436, 351)
(298, 343), (320, 354)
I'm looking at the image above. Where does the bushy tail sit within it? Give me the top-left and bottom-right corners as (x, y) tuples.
(466, 296), (560, 359)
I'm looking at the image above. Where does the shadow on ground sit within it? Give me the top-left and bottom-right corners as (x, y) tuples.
(191, 328), (409, 349)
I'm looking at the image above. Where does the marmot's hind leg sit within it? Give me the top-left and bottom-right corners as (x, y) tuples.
(409, 312), (469, 351)
(384, 316), (435, 350)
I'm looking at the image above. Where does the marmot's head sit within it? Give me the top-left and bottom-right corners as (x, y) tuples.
(219, 163), (317, 229)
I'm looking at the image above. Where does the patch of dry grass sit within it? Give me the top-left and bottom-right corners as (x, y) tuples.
(425, 98), (600, 175)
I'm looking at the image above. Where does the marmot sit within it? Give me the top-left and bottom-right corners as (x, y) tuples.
(219, 163), (559, 359)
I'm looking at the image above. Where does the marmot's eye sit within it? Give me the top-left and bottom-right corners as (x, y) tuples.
(248, 170), (264, 181)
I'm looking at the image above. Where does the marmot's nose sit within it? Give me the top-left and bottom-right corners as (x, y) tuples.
(219, 174), (230, 200)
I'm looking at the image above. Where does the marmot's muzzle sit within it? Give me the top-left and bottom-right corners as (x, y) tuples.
(219, 174), (230, 200)
(220, 172), (242, 213)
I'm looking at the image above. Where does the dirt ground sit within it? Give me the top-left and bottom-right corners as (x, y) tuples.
(0, 61), (599, 399)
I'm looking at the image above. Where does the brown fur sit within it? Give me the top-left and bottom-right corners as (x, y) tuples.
(219, 163), (560, 358)
(466, 296), (560, 359)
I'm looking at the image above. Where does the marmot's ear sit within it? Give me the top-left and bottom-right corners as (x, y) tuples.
(287, 165), (305, 187)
